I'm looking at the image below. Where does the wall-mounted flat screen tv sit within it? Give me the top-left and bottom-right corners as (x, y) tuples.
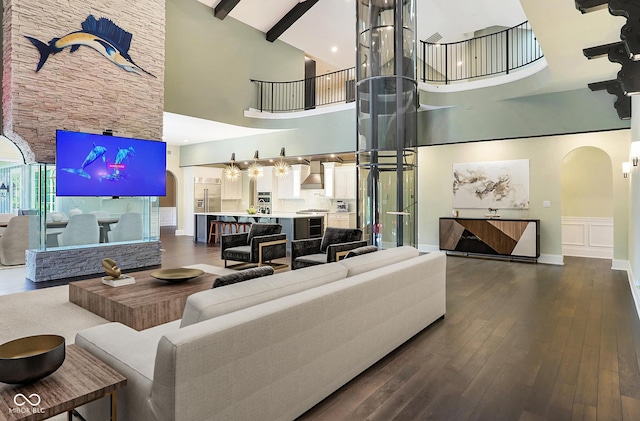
(55, 130), (166, 197)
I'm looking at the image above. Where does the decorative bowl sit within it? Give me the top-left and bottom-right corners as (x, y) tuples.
(0, 335), (65, 384)
(150, 268), (204, 283)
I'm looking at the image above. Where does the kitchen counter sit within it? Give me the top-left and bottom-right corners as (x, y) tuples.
(193, 212), (327, 248)
(194, 211), (326, 219)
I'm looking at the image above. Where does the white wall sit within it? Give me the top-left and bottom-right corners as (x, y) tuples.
(165, 144), (186, 234)
(418, 130), (629, 264)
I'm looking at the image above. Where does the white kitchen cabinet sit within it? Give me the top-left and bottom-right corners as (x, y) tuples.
(322, 162), (335, 198)
(333, 166), (356, 199)
(256, 166), (274, 192)
(327, 212), (355, 228)
(277, 165), (309, 199)
(221, 175), (242, 200)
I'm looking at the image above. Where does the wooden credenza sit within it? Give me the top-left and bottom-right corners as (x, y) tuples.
(439, 217), (540, 260)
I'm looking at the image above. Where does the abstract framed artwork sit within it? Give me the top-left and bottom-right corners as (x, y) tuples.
(452, 159), (529, 209)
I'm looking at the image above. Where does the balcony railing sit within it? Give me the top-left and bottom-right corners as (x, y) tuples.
(251, 21), (543, 112)
(420, 21), (543, 84)
(251, 68), (356, 113)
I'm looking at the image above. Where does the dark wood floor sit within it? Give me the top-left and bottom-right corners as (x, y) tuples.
(3, 228), (640, 420)
(297, 254), (640, 421)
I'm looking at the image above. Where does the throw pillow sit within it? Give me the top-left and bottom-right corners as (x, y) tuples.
(212, 266), (275, 288)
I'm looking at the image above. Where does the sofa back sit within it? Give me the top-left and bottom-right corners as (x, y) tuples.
(151, 251), (446, 421)
(337, 245), (420, 277)
(180, 262), (348, 327)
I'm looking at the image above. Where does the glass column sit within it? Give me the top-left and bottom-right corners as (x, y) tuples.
(356, 0), (418, 248)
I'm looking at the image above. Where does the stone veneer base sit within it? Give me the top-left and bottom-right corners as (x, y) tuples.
(26, 241), (162, 282)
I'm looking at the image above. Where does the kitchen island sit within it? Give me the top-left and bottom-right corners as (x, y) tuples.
(194, 212), (327, 250)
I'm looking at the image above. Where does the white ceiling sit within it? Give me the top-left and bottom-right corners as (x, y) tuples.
(172, 0), (628, 145)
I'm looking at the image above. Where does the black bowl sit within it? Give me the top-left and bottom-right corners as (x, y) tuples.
(0, 335), (65, 384)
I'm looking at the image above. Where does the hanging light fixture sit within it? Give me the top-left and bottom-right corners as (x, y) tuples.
(224, 153), (240, 181)
(274, 147), (291, 178)
(248, 150), (263, 179)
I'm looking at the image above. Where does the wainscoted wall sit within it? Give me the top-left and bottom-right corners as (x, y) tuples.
(561, 217), (614, 259)
(2, 0), (165, 163)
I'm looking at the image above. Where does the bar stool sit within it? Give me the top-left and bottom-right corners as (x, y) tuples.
(220, 216), (236, 235)
(208, 220), (223, 245)
(236, 216), (253, 233)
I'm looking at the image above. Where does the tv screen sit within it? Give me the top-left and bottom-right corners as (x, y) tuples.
(55, 130), (166, 197)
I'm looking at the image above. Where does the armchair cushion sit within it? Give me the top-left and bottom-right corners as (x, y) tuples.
(320, 227), (363, 252)
(222, 245), (251, 262)
(292, 253), (328, 270)
(247, 223), (282, 243)
(212, 266), (275, 288)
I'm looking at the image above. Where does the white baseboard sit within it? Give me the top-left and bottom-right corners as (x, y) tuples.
(625, 263), (640, 322)
(612, 259), (629, 271)
(537, 254), (564, 265)
(174, 230), (186, 236)
(562, 245), (613, 260)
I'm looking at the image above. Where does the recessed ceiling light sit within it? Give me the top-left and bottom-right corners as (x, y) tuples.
(183, 139), (189, 143)
(331, 46), (338, 53)
(269, 159), (274, 163)
(457, 61), (463, 66)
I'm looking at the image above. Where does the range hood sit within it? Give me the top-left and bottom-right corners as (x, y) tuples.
(301, 161), (324, 189)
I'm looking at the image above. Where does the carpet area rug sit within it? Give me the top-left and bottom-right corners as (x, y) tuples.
(0, 286), (109, 420)
(0, 285), (108, 346)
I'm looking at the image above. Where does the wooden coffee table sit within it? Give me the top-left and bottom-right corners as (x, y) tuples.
(0, 344), (125, 421)
(69, 267), (232, 331)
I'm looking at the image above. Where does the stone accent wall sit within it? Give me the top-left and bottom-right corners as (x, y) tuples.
(2, 0), (165, 163)
(25, 241), (162, 282)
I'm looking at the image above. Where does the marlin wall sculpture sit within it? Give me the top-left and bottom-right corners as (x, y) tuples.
(25, 15), (155, 77)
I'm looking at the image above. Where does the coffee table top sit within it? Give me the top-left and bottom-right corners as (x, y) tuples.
(69, 269), (220, 307)
(68, 266), (234, 330)
(0, 344), (125, 421)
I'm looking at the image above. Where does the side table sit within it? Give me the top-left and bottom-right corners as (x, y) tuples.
(0, 344), (126, 421)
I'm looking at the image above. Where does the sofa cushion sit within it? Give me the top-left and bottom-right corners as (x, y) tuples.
(180, 262), (348, 327)
(344, 245), (379, 259)
(213, 266), (275, 288)
(337, 245), (420, 277)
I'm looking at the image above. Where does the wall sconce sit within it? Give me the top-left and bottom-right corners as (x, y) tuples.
(632, 142), (640, 166)
(274, 147), (291, 179)
(248, 150), (263, 179)
(0, 183), (7, 198)
(623, 161), (631, 178)
(224, 153), (240, 181)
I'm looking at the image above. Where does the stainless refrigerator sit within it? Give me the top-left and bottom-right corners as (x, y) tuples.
(194, 177), (222, 213)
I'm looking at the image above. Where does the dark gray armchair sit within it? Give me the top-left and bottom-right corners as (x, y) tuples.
(291, 227), (367, 270)
(221, 223), (288, 269)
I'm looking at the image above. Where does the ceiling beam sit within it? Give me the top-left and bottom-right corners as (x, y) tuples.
(266, 0), (319, 43)
(214, 0), (242, 20)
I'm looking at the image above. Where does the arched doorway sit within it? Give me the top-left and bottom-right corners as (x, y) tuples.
(0, 136), (26, 214)
(159, 170), (177, 228)
(560, 147), (614, 259)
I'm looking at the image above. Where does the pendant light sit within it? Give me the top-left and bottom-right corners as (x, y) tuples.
(224, 153), (240, 181)
(274, 147), (291, 178)
(248, 150), (263, 179)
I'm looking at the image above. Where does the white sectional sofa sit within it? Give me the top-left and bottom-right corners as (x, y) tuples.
(75, 246), (446, 421)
